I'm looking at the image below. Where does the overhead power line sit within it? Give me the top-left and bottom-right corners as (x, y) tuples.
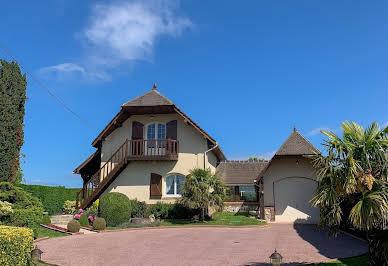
(0, 44), (95, 130)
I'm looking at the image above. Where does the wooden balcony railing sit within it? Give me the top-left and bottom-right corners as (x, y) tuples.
(76, 139), (178, 209)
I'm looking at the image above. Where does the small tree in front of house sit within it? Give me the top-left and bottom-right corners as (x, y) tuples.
(180, 168), (227, 222)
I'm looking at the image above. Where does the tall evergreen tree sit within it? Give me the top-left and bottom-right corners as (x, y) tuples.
(0, 60), (27, 183)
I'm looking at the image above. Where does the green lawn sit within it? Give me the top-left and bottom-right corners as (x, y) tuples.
(306, 255), (368, 266)
(36, 226), (69, 238)
(163, 212), (266, 226)
(106, 212), (266, 230)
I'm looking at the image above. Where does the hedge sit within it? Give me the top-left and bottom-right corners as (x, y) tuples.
(17, 184), (80, 215)
(0, 225), (34, 266)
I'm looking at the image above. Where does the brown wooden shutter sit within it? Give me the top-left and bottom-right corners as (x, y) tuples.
(166, 120), (177, 154)
(150, 173), (162, 199)
(132, 121), (144, 156)
(166, 120), (177, 140)
(132, 121), (144, 140)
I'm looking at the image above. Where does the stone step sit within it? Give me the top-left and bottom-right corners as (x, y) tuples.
(50, 215), (74, 225)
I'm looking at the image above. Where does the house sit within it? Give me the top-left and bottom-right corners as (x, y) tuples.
(74, 85), (225, 209)
(74, 86), (320, 224)
(216, 129), (320, 223)
(255, 128), (320, 223)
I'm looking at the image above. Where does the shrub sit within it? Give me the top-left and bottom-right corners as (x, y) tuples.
(85, 200), (99, 218)
(62, 200), (76, 214)
(0, 182), (42, 209)
(79, 213), (88, 226)
(99, 192), (131, 226)
(170, 202), (197, 219)
(7, 206), (43, 237)
(67, 219), (80, 233)
(0, 200), (13, 218)
(92, 217), (106, 230)
(148, 202), (173, 219)
(17, 184), (79, 215)
(129, 199), (148, 218)
(148, 202), (197, 219)
(41, 214), (51, 225)
(0, 225), (34, 266)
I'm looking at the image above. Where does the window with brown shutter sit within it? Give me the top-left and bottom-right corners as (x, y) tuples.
(150, 173), (162, 199)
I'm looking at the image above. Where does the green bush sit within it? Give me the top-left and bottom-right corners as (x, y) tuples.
(0, 182), (42, 209)
(41, 214), (51, 225)
(128, 199), (148, 218)
(148, 202), (197, 219)
(79, 213), (89, 226)
(62, 200), (76, 214)
(99, 192), (131, 226)
(148, 202), (173, 219)
(17, 184), (79, 215)
(7, 207), (43, 237)
(0, 225), (34, 266)
(0, 183), (44, 237)
(0, 200), (13, 219)
(67, 219), (80, 233)
(85, 199), (99, 218)
(92, 217), (106, 230)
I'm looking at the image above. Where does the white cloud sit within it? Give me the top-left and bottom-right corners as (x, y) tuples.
(83, 0), (192, 67)
(39, 0), (192, 81)
(39, 63), (110, 81)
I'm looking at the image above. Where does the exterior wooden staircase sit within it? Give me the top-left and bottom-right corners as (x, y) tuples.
(76, 138), (178, 209)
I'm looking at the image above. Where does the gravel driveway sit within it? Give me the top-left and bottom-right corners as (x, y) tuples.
(38, 224), (367, 266)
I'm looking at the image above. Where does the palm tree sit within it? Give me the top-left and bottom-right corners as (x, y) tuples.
(312, 121), (388, 265)
(180, 168), (227, 221)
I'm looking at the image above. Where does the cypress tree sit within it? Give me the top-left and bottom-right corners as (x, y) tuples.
(0, 59), (27, 183)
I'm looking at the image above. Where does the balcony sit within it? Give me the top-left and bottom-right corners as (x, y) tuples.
(128, 139), (178, 161)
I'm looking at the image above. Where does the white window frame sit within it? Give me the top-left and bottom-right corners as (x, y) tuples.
(145, 122), (166, 140)
(165, 174), (185, 197)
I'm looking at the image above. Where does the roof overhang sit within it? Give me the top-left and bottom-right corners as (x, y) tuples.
(73, 150), (101, 177)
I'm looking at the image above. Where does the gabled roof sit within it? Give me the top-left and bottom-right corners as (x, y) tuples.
(88, 86), (226, 161)
(122, 88), (174, 107)
(256, 128), (320, 181)
(217, 160), (268, 185)
(275, 127), (320, 156)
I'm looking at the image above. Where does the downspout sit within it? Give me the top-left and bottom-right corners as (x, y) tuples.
(204, 143), (219, 169)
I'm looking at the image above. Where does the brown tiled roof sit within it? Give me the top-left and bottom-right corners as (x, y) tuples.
(122, 89), (173, 107)
(275, 128), (320, 156)
(217, 160), (268, 185)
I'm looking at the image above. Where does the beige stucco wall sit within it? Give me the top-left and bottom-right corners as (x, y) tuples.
(100, 113), (218, 203)
(262, 157), (319, 223)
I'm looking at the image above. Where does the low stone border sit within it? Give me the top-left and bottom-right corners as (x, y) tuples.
(40, 224), (71, 234)
(102, 224), (269, 233)
(34, 236), (50, 243)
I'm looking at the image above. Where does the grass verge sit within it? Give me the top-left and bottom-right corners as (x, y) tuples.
(36, 226), (68, 238)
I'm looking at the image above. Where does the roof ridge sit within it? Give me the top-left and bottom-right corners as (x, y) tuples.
(275, 128), (320, 156)
(121, 88), (174, 107)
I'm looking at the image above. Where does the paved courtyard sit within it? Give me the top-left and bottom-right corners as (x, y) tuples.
(38, 224), (367, 266)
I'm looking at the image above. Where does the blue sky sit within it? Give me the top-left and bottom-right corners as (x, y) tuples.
(1, 0), (387, 187)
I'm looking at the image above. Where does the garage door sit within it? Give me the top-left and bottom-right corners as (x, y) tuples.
(274, 177), (319, 224)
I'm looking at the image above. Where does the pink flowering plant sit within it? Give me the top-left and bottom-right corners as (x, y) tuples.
(73, 208), (84, 220)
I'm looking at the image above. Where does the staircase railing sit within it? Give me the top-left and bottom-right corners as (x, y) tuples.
(76, 139), (179, 209)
